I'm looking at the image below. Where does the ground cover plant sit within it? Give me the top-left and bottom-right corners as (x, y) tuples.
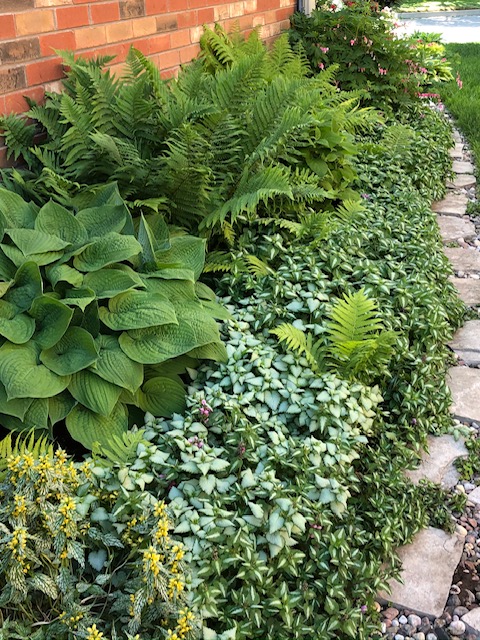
(397, 0), (480, 12)
(0, 19), (467, 640)
(441, 43), (480, 168)
(0, 183), (226, 450)
(289, 1), (453, 109)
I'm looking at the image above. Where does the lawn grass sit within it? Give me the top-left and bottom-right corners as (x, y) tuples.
(397, 0), (480, 12)
(441, 43), (480, 167)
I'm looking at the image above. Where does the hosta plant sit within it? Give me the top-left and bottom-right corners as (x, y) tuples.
(0, 434), (198, 640)
(0, 184), (226, 449)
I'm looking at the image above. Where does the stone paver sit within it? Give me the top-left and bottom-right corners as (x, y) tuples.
(406, 435), (467, 488)
(448, 366), (480, 422)
(447, 174), (477, 189)
(377, 527), (465, 618)
(466, 486), (480, 507)
(444, 248), (480, 273)
(437, 216), (476, 243)
(448, 321), (480, 366)
(449, 145), (465, 160)
(461, 608), (480, 635)
(432, 193), (468, 217)
(450, 277), (480, 306)
(452, 160), (475, 174)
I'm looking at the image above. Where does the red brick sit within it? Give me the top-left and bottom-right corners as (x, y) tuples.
(0, 95), (5, 114)
(130, 37), (149, 55)
(197, 7), (215, 23)
(177, 10), (197, 28)
(157, 48), (179, 71)
(16, 9), (55, 35)
(106, 20), (133, 43)
(276, 7), (293, 20)
(257, 0), (280, 9)
(148, 33), (170, 54)
(4, 86), (45, 114)
(91, 2), (120, 23)
(0, 67), (27, 93)
(132, 16), (157, 37)
(167, 0), (186, 8)
(26, 57), (63, 85)
(40, 31), (76, 56)
(75, 26), (107, 49)
(56, 5), (89, 29)
(179, 42), (199, 64)
(170, 29), (190, 49)
(145, 0), (167, 14)
(156, 15), (177, 31)
(73, 0), (102, 3)
(84, 41), (129, 61)
(0, 15), (16, 40)
(0, 37), (40, 63)
(161, 67), (177, 79)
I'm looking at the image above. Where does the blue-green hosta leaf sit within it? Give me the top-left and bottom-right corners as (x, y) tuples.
(45, 264), (84, 288)
(0, 341), (70, 399)
(155, 236), (206, 280)
(66, 401), (128, 449)
(24, 398), (49, 429)
(141, 277), (196, 300)
(145, 267), (195, 282)
(76, 204), (127, 239)
(29, 296), (73, 349)
(136, 213), (156, 266)
(0, 382), (33, 419)
(91, 335), (143, 393)
(200, 299), (231, 321)
(61, 288), (96, 311)
(119, 302), (222, 364)
(137, 376), (186, 417)
(99, 291), (177, 331)
(4, 262), (42, 312)
(68, 369), (123, 416)
(188, 341), (228, 362)
(0, 248), (16, 280)
(83, 268), (143, 298)
(35, 200), (88, 246)
(40, 327), (99, 376)
(5, 229), (71, 256)
(0, 300), (35, 344)
(48, 392), (76, 426)
(1, 243), (63, 267)
(0, 187), (37, 229)
(73, 232), (142, 272)
(195, 282), (216, 301)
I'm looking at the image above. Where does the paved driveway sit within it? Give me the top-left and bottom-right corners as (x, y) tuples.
(396, 9), (480, 41)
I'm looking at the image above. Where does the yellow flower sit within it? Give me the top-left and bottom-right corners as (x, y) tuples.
(86, 624), (104, 640)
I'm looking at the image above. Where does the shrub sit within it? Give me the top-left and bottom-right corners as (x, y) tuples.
(0, 184), (226, 449)
(289, 1), (453, 109)
(0, 434), (198, 640)
(0, 37), (377, 240)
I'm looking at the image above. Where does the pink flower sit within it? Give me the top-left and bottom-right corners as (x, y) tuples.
(378, 67), (387, 75)
(320, 46), (329, 53)
(318, 62), (325, 69)
(456, 73), (463, 89)
(419, 67), (428, 74)
(350, 39), (356, 46)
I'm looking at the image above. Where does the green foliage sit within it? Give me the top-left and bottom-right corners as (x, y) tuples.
(0, 442), (198, 640)
(289, 1), (453, 109)
(272, 289), (396, 383)
(0, 38), (377, 240)
(0, 185), (226, 450)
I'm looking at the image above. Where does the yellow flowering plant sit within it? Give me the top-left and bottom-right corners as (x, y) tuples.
(0, 438), (199, 640)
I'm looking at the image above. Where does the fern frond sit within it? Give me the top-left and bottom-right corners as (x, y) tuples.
(244, 254), (273, 277)
(0, 430), (54, 472)
(92, 429), (147, 465)
(334, 199), (364, 224)
(382, 123), (415, 158)
(326, 289), (382, 343)
(200, 24), (237, 72)
(271, 323), (322, 371)
(0, 114), (36, 164)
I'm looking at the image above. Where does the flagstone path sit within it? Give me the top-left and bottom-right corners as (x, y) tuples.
(378, 127), (480, 640)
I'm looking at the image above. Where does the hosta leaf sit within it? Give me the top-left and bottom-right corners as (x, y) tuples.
(188, 341), (228, 362)
(74, 232), (141, 272)
(141, 276), (196, 300)
(0, 382), (33, 419)
(66, 401), (128, 449)
(24, 398), (49, 429)
(6, 229), (71, 255)
(83, 268), (142, 298)
(99, 291), (177, 331)
(29, 296), (73, 349)
(40, 326), (99, 376)
(48, 392), (76, 425)
(4, 262), (42, 312)
(0, 341), (70, 399)
(68, 369), (123, 416)
(146, 267), (195, 282)
(0, 300), (35, 344)
(35, 200), (88, 246)
(137, 376), (186, 417)
(0, 187), (37, 229)
(200, 299), (231, 320)
(76, 204), (127, 239)
(136, 213), (157, 266)
(46, 264), (83, 288)
(119, 303), (221, 364)
(0, 280), (12, 298)
(92, 335), (143, 393)
(1, 242), (63, 267)
(0, 248), (16, 280)
(155, 236), (206, 280)
(195, 282), (216, 301)
(61, 287), (96, 311)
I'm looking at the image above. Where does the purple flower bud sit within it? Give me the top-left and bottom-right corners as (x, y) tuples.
(360, 605), (368, 613)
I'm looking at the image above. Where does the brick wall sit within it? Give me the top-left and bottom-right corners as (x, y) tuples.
(0, 0), (296, 165)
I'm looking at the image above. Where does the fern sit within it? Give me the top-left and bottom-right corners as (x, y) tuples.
(271, 324), (324, 372)
(92, 429), (147, 466)
(0, 430), (54, 473)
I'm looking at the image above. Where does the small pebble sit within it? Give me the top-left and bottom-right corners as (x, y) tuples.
(408, 614), (422, 628)
(448, 619), (466, 636)
(399, 615), (408, 625)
